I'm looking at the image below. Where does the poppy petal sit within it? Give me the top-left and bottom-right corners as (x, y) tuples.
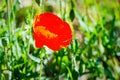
(33, 12), (72, 51)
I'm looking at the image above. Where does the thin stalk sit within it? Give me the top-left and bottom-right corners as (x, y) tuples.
(39, 0), (45, 79)
(40, 0), (44, 13)
(59, 0), (62, 18)
(26, 2), (34, 55)
(6, 0), (11, 40)
(59, 56), (63, 79)
(63, 0), (67, 21)
(0, 65), (1, 78)
(39, 60), (42, 80)
(39, 48), (44, 80)
(6, 0), (12, 70)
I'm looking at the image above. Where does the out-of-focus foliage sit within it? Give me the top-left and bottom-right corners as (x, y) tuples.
(0, 0), (120, 80)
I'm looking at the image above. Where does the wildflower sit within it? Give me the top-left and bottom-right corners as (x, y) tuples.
(33, 12), (72, 51)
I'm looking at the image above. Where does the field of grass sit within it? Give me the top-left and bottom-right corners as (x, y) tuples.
(0, 0), (120, 80)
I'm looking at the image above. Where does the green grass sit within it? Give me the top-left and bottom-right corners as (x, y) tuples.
(0, 0), (120, 80)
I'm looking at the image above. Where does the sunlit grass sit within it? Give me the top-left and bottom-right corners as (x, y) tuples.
(0, 0), (120, 80)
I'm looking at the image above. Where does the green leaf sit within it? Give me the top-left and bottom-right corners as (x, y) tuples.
(70, 9), (75, 21)
(1, 38), (7, 47)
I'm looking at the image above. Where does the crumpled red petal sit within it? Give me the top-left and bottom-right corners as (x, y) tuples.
(33, 12), (72, 51)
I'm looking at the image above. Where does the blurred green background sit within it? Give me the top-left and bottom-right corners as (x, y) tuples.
(0, 0), (120, 80)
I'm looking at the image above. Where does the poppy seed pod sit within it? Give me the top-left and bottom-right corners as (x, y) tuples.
(33, 12), (72, 51)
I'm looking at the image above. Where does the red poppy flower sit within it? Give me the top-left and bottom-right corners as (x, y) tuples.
(33, 12), (72, 51)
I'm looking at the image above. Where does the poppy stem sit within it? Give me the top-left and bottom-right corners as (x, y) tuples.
(40, 61), (42, 80)
(39, 47), (45, 79)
